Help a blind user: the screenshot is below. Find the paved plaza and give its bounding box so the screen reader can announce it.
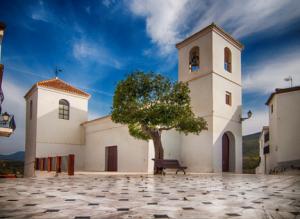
[0,173,299,219]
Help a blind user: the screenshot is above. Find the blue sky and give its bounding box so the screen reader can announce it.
[0,0,300,154]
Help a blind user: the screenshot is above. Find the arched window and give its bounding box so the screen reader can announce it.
[189,46,200,72]
[224,47,232,73]
[59,99,69,120]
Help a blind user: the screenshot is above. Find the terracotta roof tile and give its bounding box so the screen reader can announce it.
[25,78,90,98]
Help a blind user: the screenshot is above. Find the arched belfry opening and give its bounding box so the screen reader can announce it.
[224,47,232,73]
[189,46,200,72]
[222,131,235,172]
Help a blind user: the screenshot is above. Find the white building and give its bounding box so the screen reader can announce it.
[24,23,244,177]
[256,86,300,174]
[256,126,269,174]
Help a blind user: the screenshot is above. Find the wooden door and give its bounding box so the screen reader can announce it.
[222,134,229,172]
[105,146,118,171]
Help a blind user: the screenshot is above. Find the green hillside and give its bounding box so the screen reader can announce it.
[242,132,260,173]
[0,151,25,177]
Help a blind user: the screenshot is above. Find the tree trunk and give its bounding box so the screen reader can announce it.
[151,131,164,174]
[151,131,164,159]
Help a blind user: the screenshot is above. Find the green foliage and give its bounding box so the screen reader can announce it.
[111,71,207,140]
[243,156,260,170]
[242,132,260,173]
[0,160,24,175]
[128,123,150,140]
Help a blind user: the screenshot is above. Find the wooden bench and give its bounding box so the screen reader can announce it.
[152,159,187,175]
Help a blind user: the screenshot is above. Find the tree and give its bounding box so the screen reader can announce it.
[111,71,207,163]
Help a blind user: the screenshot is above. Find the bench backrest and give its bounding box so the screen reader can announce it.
[153,159,180,168]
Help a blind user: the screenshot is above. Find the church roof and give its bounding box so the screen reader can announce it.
[24,78,90,98]
[176,23,244,50]
[81,115,111,126]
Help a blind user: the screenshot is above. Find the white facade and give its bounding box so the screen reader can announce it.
[264,88,300,173]
[176,25,243,173]
[83,116,149,172]
[24,23,244,176]
[24,83,89,177]
[256,127,269,174]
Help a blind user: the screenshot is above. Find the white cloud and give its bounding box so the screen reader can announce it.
[192,0,300,38]
[85,6,91,14]
[0,79,26,154]
[73,41,98,60]
[243,48,300,94]
[242,108,268,136]
[102,0,116,8]
[128,0,300,55]
[88,110,106,120]
[30,0,52,23]
[129,0,188,55]
[73,40,122,69]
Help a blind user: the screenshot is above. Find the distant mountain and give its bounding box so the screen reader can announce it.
[243,132,260,157]
[242,132,260,172]
[0,151,25,161]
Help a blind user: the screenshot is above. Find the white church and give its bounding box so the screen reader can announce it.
[24,23,244,177]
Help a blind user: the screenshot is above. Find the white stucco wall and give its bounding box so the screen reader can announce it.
[25,86,89,176]
[178,31,212,83]
[83,117,149,172]
[268,98,278,171]
[24,25,245,175]
[256,133,265,174]
[24,90,38,177]
[212,31,242,85]
[212,73,242,173]
[161,129,181,160]
[256,129,270,174]
[180,120,213,172]
[176,26,243,173]
[36,87,88,145]
[212,118,242,173]
[36,143,84,170]
[276,91,300,164]
[269,90,300,167]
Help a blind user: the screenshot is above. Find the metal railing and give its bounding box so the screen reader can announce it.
[0,114,16,130]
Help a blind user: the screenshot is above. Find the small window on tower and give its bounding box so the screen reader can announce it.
[224,47,232,73]
[271,104,273,114]
[225,91,232,106]
[59,99,70,120]
[189,46,200,72]
[30,100,33,120]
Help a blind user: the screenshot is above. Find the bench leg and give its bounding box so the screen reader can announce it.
[176,169,186,175]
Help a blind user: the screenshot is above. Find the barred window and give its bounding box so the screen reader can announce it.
[59,99,69,120]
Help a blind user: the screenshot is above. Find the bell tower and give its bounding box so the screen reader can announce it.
[176,23,243,173]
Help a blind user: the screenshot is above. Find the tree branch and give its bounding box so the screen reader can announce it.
[159,126,175,131]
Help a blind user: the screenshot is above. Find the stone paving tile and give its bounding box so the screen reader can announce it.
[0,174,299,218]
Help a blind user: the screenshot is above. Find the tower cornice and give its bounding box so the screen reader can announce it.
[176,23,244,51]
